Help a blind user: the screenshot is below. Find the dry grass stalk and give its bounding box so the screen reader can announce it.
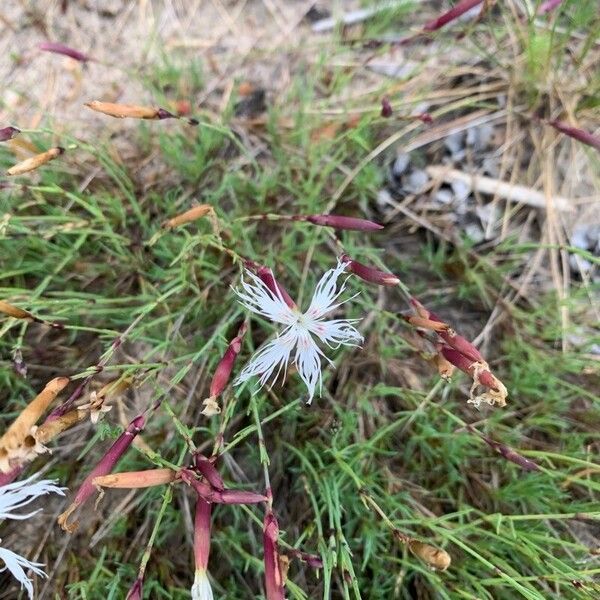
[426,165,574,212]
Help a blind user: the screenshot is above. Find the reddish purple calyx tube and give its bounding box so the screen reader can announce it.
[38,42,90,62]
[423,0,483,32]
[305,214,383,232]
[0,127,20,142]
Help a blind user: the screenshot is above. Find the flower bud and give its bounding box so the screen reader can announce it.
[263,512,285,600]
[0,127,20,142]
[39,42,90,62]
[208,322,247,399]
[125,577,144,600]
[548,119,600,152]
[194,455,224,491]
[305,214,383,232]
[181,469,267,504]
[341,255,400,286]
[381,97,393,118]
[422,0,482,32]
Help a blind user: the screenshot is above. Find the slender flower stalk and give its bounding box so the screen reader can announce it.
[0,127,20,142]
[6,147,64,176]
[191,498,213,600]
[38,42,90,62]
[234,259,363,403]
[263,511,285,600]
[58,415,145,532]
[341,254,400,286]
[423,0,482,31]
[0,475,65,598]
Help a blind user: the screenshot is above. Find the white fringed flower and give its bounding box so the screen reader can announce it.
[0,475,66,598]
[191,569,214,600]
[234,260,363,402]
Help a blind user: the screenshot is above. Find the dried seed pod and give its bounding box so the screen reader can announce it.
[92,468,177,489]
[162,204,213,229]
[0,377,69,457]
[408,540,451,571]
[85,101,160,119]
[34,409,86,444]
[0,300,34,320]
[7,147,64,176]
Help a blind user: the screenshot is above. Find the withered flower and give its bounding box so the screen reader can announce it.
[408,540,451,571]
[58,415,145,532]
[0,377,70,473]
